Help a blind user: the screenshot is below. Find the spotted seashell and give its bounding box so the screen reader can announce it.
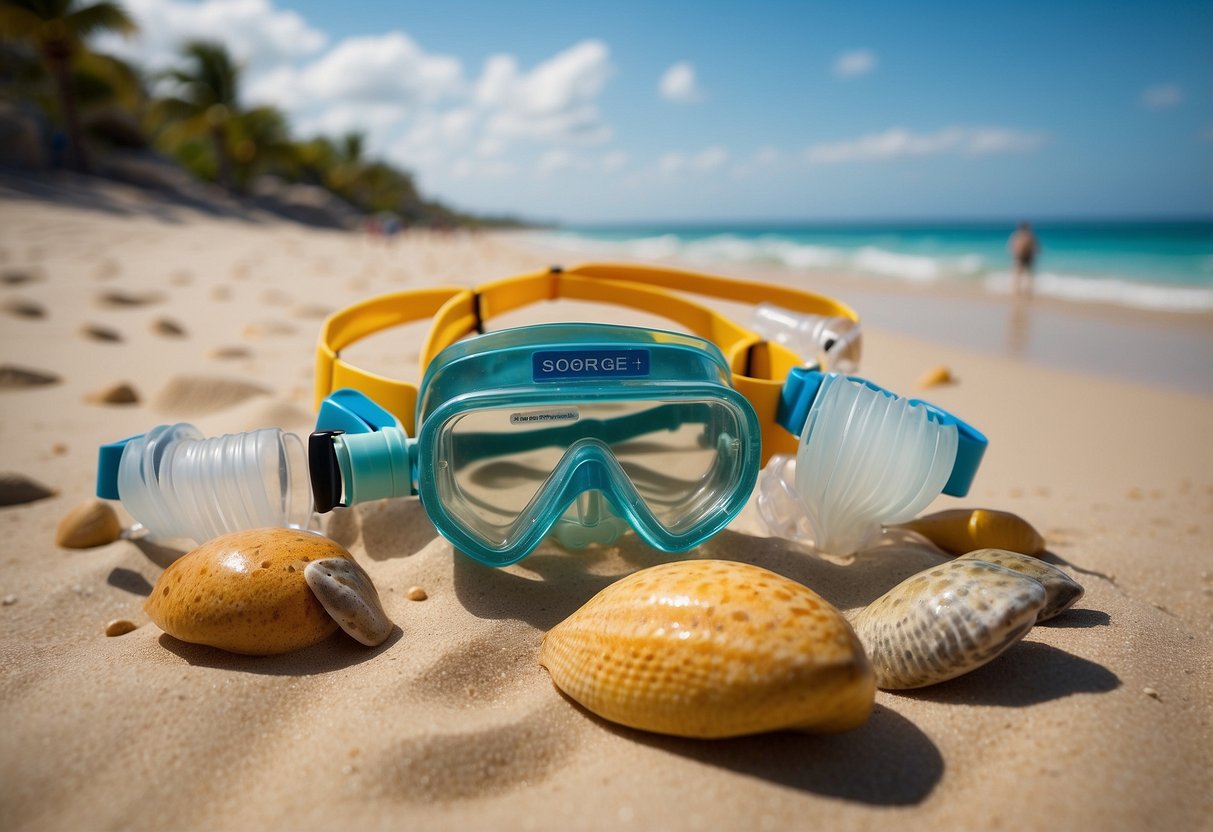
[304,557,393,646]
[144,528,388,655]
[849,559,1047,690]
[957,549,1083,622]
[540,559,875,739]
[896,508,1045,556]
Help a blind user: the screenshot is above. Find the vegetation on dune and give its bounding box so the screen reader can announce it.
[0,3,525,228]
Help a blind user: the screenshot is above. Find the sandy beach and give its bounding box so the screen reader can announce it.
[1,173,1210,832]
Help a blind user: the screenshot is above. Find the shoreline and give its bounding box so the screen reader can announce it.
[506,231,1213,397]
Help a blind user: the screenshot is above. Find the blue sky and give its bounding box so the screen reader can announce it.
[101,0,1212,222]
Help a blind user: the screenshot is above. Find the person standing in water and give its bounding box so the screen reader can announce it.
[1008,222,1039,295]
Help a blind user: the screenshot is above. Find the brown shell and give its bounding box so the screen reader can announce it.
[144,528,347,655]
[540,559,875,739]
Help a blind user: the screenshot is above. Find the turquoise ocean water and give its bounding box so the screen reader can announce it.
[535,222,1213,313]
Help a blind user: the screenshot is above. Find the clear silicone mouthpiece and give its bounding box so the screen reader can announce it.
[115,424,314,544]
[757,374,958,555]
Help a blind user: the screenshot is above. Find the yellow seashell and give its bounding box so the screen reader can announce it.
[144,528,349,655]
[540,559,875,739]
[895,508,1045,556]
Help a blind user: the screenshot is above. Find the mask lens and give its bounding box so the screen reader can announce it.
[437,399,745,548]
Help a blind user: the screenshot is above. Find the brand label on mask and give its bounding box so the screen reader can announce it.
[533,349,650,382]
[510,407,580,425]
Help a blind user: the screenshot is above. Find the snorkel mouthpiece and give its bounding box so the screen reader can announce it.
[96,424,314,544]
[761,368,987,556]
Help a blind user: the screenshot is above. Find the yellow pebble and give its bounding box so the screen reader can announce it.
[56,499,122,549]
[917,365,953,389]
[144,528,348,655]
[540,559,874,739]
[105,619,137,637]
[406,586,428,601]
[895,508,1045,556]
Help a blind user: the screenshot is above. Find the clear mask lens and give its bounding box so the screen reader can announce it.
[436,399,746,550]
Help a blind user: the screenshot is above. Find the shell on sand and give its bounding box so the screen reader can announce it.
[895,508,1046,556]
[303,557,393,646]
[849,559,1047,690]
[55,499,122,549]
[540,559,875,739]
[145,528,350,655]
[956,549,1083,622]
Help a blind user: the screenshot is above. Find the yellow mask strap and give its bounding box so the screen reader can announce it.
[315,263,858,461]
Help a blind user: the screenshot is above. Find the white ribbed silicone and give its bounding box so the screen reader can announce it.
[116,424,314,544]
[750,303,862,373]
[757,374,958,555]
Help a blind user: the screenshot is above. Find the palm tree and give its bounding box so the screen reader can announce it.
[0,0,136,172]
[153,40,241,189]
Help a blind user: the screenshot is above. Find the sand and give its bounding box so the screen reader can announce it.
[1,172,1210,832]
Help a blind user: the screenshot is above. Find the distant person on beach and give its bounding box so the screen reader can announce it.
[1008,222,1039,295]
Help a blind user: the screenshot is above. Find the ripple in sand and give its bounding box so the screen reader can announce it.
[243,320,296,338]
[258,289,293,306]
[97,289,165,308]
[291,303,334,320]
[210,345,251,360]
[0,364,61,390]
[81,323,123,343]
[0,472,57,506]
[153,374,271,416]
[2,298,46,319]
[370,706,579,802]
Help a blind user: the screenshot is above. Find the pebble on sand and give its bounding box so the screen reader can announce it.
[56,499,122,549]
[105,619,138,637]
[917,365,954,389]
[2,595,17,606]
[85,382,140,405]
[97,289,164,307]
[406,586,428,601]
[0,472,57,506]
[151,318,187,337]
[2,298,46,319]
[0,364,61,390]
[80,323,123,343]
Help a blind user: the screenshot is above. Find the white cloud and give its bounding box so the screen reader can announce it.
[659,146,730,176]
[805,126,1046,164]
[95,0,327,72]
[481,40,615,144]
[248,32,463,111]
[1140,84,1182,110]
[601,150,629,172]
[833,49,877,79]
[659,61,703,102]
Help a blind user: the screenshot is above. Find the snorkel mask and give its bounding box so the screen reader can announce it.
[312,324,760,565]
[95,263,986,560]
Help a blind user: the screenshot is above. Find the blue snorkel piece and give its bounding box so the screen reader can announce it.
[775,366,987,497]
[311,389,417,512]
